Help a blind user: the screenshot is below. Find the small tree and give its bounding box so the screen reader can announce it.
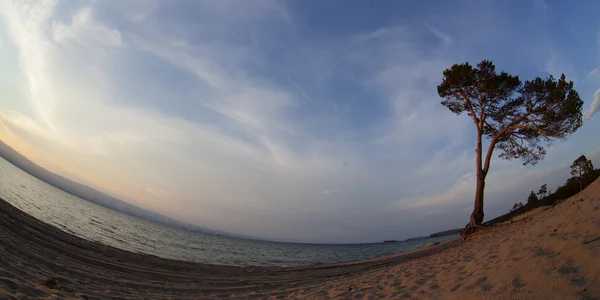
[570,155,594,191]
[527,191,538,205]
[510,202,525,213]
[438,60,583,235]
[537,184,548,198]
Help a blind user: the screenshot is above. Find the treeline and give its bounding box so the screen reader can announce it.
[485,154,599,225]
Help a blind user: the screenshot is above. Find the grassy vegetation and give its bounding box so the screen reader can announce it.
[485,155,599,226]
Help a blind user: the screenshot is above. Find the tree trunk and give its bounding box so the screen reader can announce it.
[461,172,486,239]
[461,133,486,239]
[471,174,485,225]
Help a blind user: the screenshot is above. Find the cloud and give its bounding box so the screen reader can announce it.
[0,0,598,243]
[427,25,453,47]
[544,52,576,81]
[585,89,600,119]
[533,0,550,20]
[353,27,410,43]
[321,189,339,195]
[392,161,577,222]
[145,188,168,199]
[52,7,122,47]
[0,1,364,240]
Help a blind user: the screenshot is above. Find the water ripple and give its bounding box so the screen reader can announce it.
[0,157,457,266]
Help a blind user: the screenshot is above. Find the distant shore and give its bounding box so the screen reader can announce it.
[1,179,599,299]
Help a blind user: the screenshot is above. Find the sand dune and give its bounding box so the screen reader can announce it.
[1,179,599,299]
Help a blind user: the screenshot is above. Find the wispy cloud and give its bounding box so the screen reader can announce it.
[533,0,550,20]
[585,89,600,119]
[322,189,340,195]
[544,52,577,81]
[145,188,168,199]
[427,25,454,47]
[52,7,123,47]
[0,0,598,243]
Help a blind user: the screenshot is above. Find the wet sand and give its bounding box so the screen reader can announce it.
[1,179,599,299]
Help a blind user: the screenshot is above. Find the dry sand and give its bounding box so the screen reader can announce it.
[1,179,599,299]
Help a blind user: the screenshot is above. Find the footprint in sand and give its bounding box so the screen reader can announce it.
[390,280,403,288]
[571,279,588,287]
[533,248,556,257]
[462,255,474,261]
[557,265,580,275]
[388,291,401,298]
[415,279,427,286]
[512,276,526,290]
[450,283,462,292]
[476,276,488,284]
[482,284,493,292]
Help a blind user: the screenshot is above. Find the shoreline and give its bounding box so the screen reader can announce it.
[0,196,460,269]
[1,179,599,299]
[0,196,459,299]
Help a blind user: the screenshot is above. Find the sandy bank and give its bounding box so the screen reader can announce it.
[1,179,599,299]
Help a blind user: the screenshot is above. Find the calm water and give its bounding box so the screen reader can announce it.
[0,157,458,266]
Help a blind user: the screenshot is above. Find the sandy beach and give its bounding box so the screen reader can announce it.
[1,179,599,299]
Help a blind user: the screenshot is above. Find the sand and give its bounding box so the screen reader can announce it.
[1,179,599,299]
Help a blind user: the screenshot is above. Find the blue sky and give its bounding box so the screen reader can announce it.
[0,0,599,243]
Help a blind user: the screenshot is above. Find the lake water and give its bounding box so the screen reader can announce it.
[0,157,458,266]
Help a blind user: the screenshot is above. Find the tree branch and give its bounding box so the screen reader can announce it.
[479,96,485,131]
[505,134,539,160]
[521,118,543,123]
[482,111,534,174]
[508,125,552,136]
[459,91,481,132]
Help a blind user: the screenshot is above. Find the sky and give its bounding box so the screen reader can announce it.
[0,0,599,244]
